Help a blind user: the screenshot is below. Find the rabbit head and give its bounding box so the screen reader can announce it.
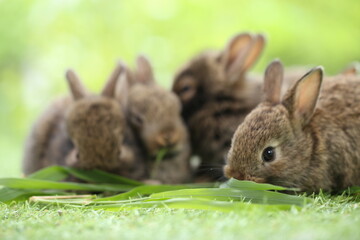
[65,64,128,170]
[224,60,324,189]
[172,32,266,119]
[125,56,188,160]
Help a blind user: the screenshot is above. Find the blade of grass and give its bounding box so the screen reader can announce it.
[95,183,215,201]
[90,198,297,212]
[0,178,134,192]
[346,186,360,195]
[29,195,95,205]
[0,187,68,203]
[150,188,309,206]
[28,166,69,181]
[221,178,300,191]
[30,195,150,206]
[61,167,143,186]
[150,148,168,179]
[30,196,297,212]
[28,166,143,186]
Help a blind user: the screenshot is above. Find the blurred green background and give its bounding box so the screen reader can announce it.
[0,0,359,177]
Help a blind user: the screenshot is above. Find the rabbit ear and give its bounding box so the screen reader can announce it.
[65,69,88,100]
[114,70,129,109]
[340,64,357,76]
[135,55,155,85]
[101,62,124,98]
[222,32,252,72]
[282,67,324,127]
[223,33,266,84]
[240,34,266,73]
[263,59,284,104]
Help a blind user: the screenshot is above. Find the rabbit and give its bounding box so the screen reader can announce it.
[123,55,192,184]
[23,64,146,180]
[224,60,360,193]
[172,32,267,181]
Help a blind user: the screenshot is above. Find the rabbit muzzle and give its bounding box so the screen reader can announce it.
[223,165,265,183]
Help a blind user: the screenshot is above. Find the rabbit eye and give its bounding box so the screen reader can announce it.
[180,85,191,94]
[131,114,143,126]
[262,147,275,162]
[173,74,197,102]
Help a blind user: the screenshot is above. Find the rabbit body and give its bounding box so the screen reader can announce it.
[224,61,360,192]
[172,33,266,180]
[125,56,192,184]
[23,96,74,174]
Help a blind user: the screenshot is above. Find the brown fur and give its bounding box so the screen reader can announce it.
[123,56,192,184]
[23,97,73,174]
[224,60,360,193]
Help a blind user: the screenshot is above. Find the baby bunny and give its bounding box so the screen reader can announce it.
[23,64,146,179]
[224,60,360,193]
[124,55,192,184]
[172,32,266,181]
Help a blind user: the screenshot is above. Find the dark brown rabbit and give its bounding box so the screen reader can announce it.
[124,56,192,184]
[172,32,266,181]
[23,64,146,180]
[224,60,360,193]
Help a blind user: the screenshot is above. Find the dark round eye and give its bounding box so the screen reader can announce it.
[180,85,191,94]
[131,114,143,126]
[262,147,275,162]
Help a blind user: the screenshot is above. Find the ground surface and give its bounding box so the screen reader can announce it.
[1,194,359,240]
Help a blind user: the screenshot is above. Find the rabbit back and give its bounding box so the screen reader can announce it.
[22,96,74,175]
[315,76,360,189]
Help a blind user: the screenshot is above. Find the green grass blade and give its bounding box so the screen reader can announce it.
[0,178,134,192]
[29,195,96,205]
[221,178,300,191]
[61,167,143,186]
[28,166,143,186]
[150,188,309,206]
[28,166,69,181]
[151,148,168,179]
[31,195,149,206]
[346,186,360,195]
[90,198,296,212]
[95,183,215,201]
[0,187,68,203]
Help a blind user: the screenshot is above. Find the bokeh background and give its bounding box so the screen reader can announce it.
[1,0,359,177]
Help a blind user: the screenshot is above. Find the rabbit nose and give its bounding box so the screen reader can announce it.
[233,172,246,180]
[223,165,245,180]
[246,176,266,183]
[156,132,177,148]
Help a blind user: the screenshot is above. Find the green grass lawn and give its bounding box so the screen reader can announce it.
[1,194,359,240]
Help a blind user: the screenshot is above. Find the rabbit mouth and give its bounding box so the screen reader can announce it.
[150,149,180,161]
[162,150,180,159]
[223,166,265,183]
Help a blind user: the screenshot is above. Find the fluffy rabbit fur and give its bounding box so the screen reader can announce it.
[23,64,146,180]
[224,60,360,193]
[172,32,266,180]
[124,56,192,184]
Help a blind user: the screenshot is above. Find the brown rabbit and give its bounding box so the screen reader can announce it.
[124,55,192,184]
[224,60,360,193]
[172,32,266,181]
[23,64,146,180]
